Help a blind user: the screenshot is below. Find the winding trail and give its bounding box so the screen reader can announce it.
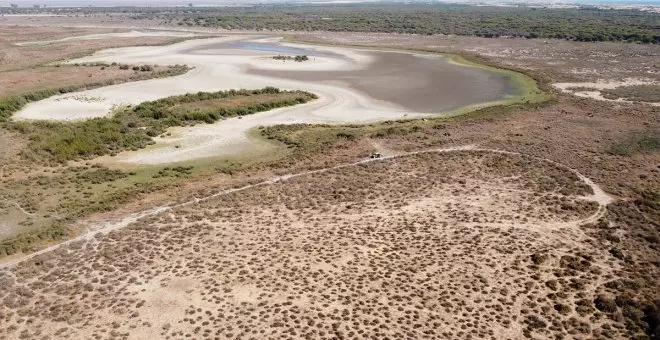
[1,199,36,217]
[0,146,613,270]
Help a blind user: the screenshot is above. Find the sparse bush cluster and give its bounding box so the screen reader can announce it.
[0,150,626,339]
[601,84,660,103]
[272,55,309,62]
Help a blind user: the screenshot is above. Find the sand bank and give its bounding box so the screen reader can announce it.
[14,34,518,164]
[13,29,198,46]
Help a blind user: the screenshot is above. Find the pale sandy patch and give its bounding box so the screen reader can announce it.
[13,34,513,164]
[12,35,424,163]
[13,29,198,46]
[553,78,659,105]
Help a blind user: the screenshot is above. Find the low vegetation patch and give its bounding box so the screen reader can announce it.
[601,85,660,103]
[11,87,316,163]
[0,64,190,122]
[0,222,70,257]
[0,87,316,256]
[608,129,660,156]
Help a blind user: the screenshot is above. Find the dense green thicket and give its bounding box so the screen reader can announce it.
[131,86,315,123]
[2,5,657,43]
[11,87,317,163]
[0,65,190,122]
[0,222,69,257]
[3,5,659,43]
[151,4,660,43]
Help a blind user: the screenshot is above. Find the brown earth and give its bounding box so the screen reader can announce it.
[0,65,172,98]
[0,26,181,71]
[0,25,200,98]
[0,150,618,340]
[0,24,657,340]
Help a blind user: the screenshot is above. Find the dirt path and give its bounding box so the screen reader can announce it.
[0,145,614,270]
[1,199,35,217]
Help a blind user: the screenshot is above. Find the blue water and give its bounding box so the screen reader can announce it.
[236,43,325,57]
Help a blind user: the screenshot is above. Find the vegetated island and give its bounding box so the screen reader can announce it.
[272,55,310,62]
[0,64,191,122]
[13,87,318,164]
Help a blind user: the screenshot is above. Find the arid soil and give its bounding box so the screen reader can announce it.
[0,26,203,98]
[0,150,623,340]
[0,23,657,340]
[0,26,194,72]
[0,65,179,98]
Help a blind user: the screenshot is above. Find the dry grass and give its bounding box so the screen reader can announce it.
[0,150,621,339]
[0,64,174,98]
[0,26,657,339]
[0,26,184,72]
[0,25,204,101]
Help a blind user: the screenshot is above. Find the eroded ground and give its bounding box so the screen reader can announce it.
[0,150,631,339]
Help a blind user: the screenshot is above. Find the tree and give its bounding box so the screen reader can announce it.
[10,3,18,8]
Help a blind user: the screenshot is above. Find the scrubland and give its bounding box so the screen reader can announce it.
[0,150,631,339]
[0,15,657,340]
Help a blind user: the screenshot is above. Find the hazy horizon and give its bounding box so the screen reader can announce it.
[1,0,660,6]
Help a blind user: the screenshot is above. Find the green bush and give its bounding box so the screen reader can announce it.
[0,222,69,257]
[595,295,618,313]
[12,87,317,163]
[0,65,190,123]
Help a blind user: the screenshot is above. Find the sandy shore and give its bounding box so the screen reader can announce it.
[13,29,198,46]
[14,34,515,164]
